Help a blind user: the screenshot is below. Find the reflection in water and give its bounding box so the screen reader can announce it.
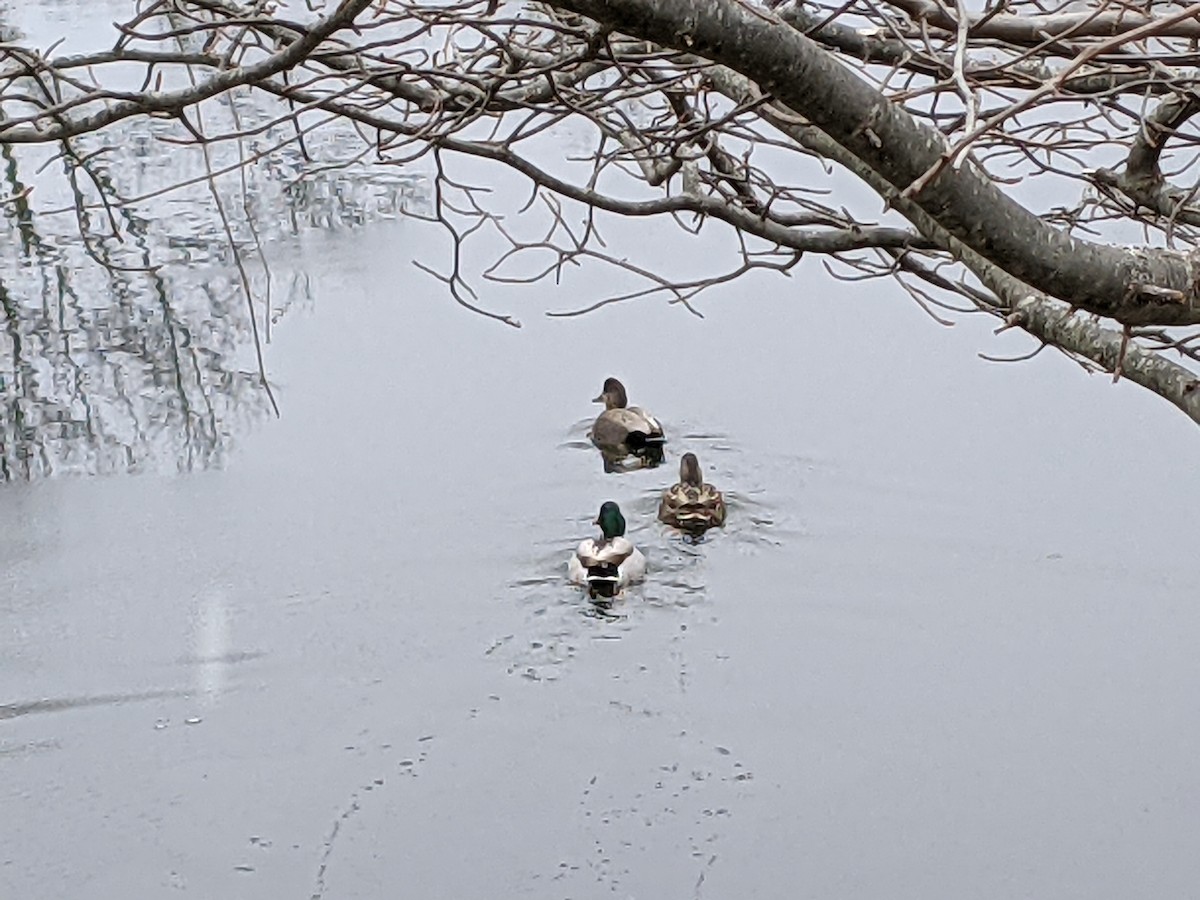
[0,688,187,721]
[0,85,426,481]
[193,589,232,705]
[598,446,664,474]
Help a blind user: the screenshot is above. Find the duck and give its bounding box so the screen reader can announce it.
[567,501,647,601]
[589,377,666,467]
[658,452,726,534]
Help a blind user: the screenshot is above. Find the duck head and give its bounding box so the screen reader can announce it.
[679,452,703,487]
[593,377,628,410]
[595,501,627,539]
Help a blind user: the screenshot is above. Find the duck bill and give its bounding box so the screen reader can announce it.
[592,393,605,403]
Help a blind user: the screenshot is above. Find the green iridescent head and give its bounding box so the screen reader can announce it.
[595,501,626,540]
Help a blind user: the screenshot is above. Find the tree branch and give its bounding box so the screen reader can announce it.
[551,0,1200,325]
[0,0,374,144]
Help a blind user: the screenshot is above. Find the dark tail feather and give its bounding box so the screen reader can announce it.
[586,562,620,599]
[626,431,666,464]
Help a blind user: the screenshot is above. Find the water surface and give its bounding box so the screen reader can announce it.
[3,3,1200,899]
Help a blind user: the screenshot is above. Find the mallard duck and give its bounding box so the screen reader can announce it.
[658,452,726,533]
[589,377,666,467]
[567,501,647,600]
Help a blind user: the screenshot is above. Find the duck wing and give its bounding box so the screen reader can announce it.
[618,547,647,586]
[590,410,634,451]
[658,483,690,523]
[658,484,726,529]
[575,537,638,599]
[625,406,664,440]
[575,536,635,568]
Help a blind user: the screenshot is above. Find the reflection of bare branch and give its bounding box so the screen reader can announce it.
[169,21,281,416]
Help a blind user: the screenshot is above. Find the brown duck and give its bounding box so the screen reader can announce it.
[589,377,665,466]
[658,452,726,533]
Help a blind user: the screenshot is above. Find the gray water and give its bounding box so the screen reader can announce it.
[4,4,1200,899]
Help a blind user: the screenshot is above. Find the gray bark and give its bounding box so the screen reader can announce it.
[550,0,1200,326]
[706,66,1200,425]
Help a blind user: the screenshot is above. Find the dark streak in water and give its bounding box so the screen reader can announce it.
[0,688,187,721]
[175,650,266,666]
[0,738,62,758]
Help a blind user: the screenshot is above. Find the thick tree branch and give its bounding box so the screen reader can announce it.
[9,0,1200,434]
[254,76,930,255]
[880,0,1200,43]
[706,64,1200,425]
[771,0,1183,98]
[1093,90,1200,229]
[551,0,1200,326]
